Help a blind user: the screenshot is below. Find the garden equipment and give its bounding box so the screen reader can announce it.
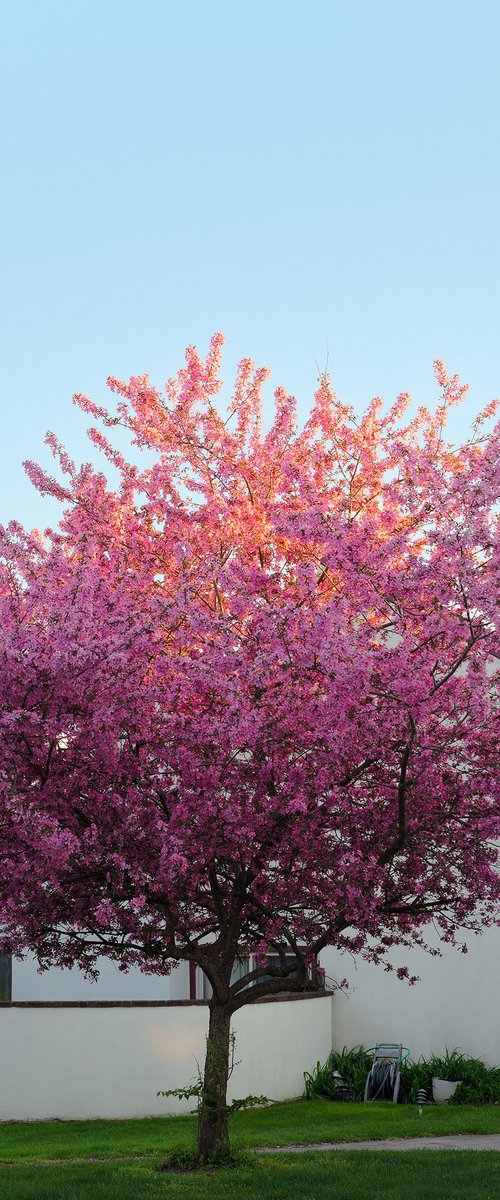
[363,1044,409,1103]
[330,1071,354,1101]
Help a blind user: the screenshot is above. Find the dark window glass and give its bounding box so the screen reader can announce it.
[0,954,12,1001]
[255,953,300,989]
[200,950,319,1000]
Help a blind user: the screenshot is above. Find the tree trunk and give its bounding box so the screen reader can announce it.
[197,1001,232,1162]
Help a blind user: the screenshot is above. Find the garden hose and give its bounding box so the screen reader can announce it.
[365,1062,400,1101]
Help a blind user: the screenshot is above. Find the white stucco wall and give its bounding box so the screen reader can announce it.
[322,924,500,1065]
[11,953,188,1002]
[0,993,332,1121]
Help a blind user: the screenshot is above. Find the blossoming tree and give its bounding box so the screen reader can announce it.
[0,336,499,1159]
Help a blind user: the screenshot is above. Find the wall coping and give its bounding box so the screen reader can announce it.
[0,990,333,1009]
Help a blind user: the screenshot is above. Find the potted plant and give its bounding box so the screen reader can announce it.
[432,1077,460,1104]
[428,1051,463,1104]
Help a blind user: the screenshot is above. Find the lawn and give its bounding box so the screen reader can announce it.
[1,1099,500,1163]
[2,1103,500,1199]
[1,1153,500,1200]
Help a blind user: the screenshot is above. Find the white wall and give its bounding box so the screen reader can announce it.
[0,993,332,1121]
[322,924,500,1065]
[12,953,189,1002]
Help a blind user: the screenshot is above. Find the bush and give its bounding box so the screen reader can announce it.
[402,1050,500,1105]
[304,1045,373,1100]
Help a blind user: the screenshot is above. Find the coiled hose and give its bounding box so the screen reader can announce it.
[365,1062,398,1101]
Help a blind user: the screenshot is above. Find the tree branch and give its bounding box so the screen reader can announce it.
[379,715,416,865]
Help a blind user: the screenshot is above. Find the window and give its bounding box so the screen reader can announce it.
[0,954,12,1002]
[256,952,304,987]
[200,955,248,1000]
[195,951,320,1000]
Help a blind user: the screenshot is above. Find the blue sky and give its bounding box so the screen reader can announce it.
[2,0,499,530]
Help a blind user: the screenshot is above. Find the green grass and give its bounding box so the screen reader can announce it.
[2,1104,500,1200]
[1,1100,500,1164]
[1,1152,500,1200]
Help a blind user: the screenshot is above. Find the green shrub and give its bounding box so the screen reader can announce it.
[402,1050,500,1105]
[304,1045,373,1100]
[305,1046,500,1106]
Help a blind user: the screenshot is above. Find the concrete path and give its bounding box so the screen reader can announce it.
[257,1134,500,1152]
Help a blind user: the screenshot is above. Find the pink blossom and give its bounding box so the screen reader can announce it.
[1,335,499,1154]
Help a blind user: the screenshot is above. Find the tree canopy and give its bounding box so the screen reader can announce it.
[1,335,498,1156]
